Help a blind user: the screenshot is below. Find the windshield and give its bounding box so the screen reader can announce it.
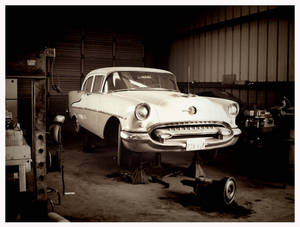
[103,71,179,92]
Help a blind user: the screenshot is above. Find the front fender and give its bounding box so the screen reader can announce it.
[119,104,160,133]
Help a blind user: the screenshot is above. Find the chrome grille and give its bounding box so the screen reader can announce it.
[155,125,222,136]
[150,121,232,142]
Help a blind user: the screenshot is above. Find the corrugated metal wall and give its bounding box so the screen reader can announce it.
[54,28,82,92]
[84,28,113,75]
[115,33,144,67]
[48,28,81,115]
[169,6,294,82]
[168,6,294,108]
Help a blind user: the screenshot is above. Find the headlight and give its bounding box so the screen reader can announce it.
[228,103,239,116]
[135,103,150,121]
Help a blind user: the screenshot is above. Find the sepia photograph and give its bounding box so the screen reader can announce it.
[3,1,296,223]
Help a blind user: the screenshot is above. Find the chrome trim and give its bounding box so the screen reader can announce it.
[71,106,126,120]
[153,125,231,138]
[120,131,151,141]
[148,121,231,132]
[149,121,234,144]
[135,103,151,121]
[121,125,241,153]
[182,106,197,115]
[232,128,242,136]
[71,99,82,106]
[228,102,239,116]
[121,130,240,153]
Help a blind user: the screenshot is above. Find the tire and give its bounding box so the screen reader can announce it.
[193,176,237,206]
[220,176,237,205]
[52,124,62,144]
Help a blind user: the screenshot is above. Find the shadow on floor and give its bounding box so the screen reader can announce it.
[160,191,253,219]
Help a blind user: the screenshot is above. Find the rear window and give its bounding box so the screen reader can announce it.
[83,77,93,92]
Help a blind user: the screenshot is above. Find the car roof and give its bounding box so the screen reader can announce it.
[86,67,173,76]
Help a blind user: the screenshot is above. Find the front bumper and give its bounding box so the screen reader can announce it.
[120,128,241,153]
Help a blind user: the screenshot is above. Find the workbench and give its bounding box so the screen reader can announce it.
[6,129,31,192]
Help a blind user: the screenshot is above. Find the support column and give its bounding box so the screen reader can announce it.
[80,26,86,85]
[32,79,47,202]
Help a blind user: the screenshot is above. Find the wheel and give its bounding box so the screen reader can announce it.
[221,176,237,205]
[81,128,96,152]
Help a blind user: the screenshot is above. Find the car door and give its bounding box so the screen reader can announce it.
[76,75,94,130]
[83,75,109,137]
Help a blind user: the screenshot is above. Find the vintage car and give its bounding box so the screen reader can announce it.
[68,67,241,165]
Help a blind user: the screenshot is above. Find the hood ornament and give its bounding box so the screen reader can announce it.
[183,106,197,115]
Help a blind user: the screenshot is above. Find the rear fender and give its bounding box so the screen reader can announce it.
[68,90,85,117]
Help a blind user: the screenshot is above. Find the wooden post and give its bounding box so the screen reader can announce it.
[32,79,47,202]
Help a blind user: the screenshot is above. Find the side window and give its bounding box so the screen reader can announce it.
[92,75,104,93]
[83,77,93,92]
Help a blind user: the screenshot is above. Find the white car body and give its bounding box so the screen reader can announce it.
[68,67,241,153]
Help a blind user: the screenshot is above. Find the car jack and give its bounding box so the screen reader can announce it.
[181,151,237,206]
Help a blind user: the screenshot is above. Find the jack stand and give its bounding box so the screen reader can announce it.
[181,151,237,206]
[185,151,206,178]
[131,162,149,184]
[162,151,205,179]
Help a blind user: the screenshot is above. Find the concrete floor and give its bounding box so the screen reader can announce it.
[45,126,294,222]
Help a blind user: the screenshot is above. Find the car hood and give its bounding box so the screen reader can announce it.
[112,90,235,125]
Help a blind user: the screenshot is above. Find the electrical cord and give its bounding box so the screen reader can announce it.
[49,53,63,93]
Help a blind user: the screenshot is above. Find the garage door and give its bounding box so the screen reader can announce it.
[49,28,144,115]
